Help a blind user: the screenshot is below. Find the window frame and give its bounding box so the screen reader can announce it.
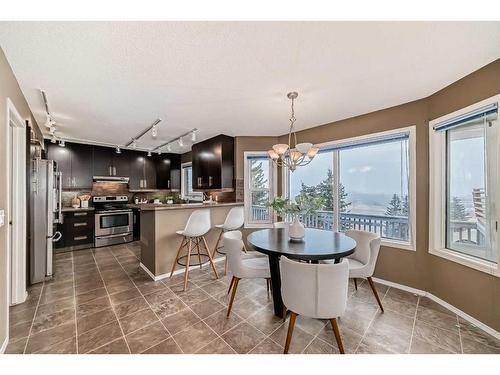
[244,151,277,228]
[429,95,500,277]
[283,126,417,251]
[180,162,203,201]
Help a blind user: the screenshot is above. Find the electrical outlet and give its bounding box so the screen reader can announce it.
[0,209,4,227]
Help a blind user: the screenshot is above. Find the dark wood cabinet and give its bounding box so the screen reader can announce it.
[128,151,145,190]
[92,146,114,176]
[55,211,95,251]
[155,153,181,190]
[46,141,92,189]
[144,156,156,189]
[192,134,234,191]
[69,143,93,189]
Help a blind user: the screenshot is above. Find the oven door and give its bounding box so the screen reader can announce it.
[95,210,133,236]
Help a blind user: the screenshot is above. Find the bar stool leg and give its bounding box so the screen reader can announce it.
[194,237,203,269]
[202,236,219,279]
[170,238,186,277]
[212,230,223,258]
[183,239,193,291]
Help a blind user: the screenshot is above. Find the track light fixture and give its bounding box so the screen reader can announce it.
[51,135,57,143]
[191,130,197,142]
[151,124,158,138]
[116,146,121,154]
[157,150,161,155]
[166,144,171,152]
[178,137,184,147]
[147,151,152,157]
[59,140,65,147]
[131,139,137,149]
[49,126,56,134]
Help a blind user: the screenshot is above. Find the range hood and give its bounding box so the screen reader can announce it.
[93,176,129,183]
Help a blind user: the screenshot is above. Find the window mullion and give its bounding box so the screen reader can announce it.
[332,150,340,232]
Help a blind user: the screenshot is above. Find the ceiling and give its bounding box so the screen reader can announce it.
[0,21,499,153]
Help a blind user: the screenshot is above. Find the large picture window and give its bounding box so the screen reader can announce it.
[285,127,415,249]
[430,98,499,275]
[244,152,276,227]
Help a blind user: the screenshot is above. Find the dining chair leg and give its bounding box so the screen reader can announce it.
[330,318,345,354]
[354,278,358,290]
[227,277,240,317]
[242,242,248,253]
[367,277,384,312]
[212,230,223,258]
[170,238,186,277]
[266,278,271,297]
[202,236,220,279]
[224,256,228,275]
[282,306,287,322]
[183,239,193,291]
[227,276,236,295]
[283,312,297,354]
[194,237,203,269]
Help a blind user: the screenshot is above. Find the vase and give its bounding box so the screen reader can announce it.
[289,217,305,241]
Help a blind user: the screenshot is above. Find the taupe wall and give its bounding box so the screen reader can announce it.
[273,59,500,330]
[0,48,41,350]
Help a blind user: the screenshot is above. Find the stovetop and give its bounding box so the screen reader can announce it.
[93,195,131,213]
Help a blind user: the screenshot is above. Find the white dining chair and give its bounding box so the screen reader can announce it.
[280,256,348,354]
[224,230,271,317]
[212,206,246,274]
[344,229,384,312]
[170,209,219,291]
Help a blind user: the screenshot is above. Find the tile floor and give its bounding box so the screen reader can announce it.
[5,242,500,354]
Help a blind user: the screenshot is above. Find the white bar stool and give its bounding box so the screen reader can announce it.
[170,209,219,291]
[212,206,245,274]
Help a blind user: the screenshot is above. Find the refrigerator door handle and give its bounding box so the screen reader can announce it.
[55,171,63,224]
[50,231,62,242]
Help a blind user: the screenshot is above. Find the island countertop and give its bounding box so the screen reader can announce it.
[126,201,243,211]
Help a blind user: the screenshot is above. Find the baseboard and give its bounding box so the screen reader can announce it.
[373,277,500,341]
[140,257,225,282]
[0,334,8,354]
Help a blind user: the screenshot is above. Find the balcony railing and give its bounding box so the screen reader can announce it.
[250,206,482,244]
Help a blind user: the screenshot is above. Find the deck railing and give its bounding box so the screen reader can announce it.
[251,206,481,244]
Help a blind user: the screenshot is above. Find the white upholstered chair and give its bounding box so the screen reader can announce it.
[212,206,246,274]
[224,230,271,317]
[280,256,348,354]
[170,209,219,291]
[344,229,384,312]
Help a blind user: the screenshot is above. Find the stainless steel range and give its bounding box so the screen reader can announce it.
[93,195,133,247]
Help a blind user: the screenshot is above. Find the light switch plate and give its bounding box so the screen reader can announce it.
[0,209,4,227]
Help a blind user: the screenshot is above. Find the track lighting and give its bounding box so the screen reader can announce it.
[51,135,57,143]
[49,126,56,134]
[59,140,65,147]
[157,150,161,155]
[147,151,152,157]
[116,146,121,154]
[178,137,184,147]
[151,124,158,138]
[166,144,171,152]
[191,131,197,142]
[132,139,137,149]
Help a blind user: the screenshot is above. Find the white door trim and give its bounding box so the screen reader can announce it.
[6,98,27,310]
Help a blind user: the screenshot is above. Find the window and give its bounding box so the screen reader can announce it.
[430,98,499,275]
[181,163,203,201]
[285,127,416,250]
[244,152,276,227]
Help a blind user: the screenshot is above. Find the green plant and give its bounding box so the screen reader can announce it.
[268,195,324,219]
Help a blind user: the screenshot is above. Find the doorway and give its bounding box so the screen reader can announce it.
[6,98,27,306]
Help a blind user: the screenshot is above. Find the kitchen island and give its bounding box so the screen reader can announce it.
[127,202,244,280]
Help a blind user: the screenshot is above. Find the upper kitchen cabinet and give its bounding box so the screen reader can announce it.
[46,141,93,189]
[92,146,114,176]
[192,134,234,191]
[69,143,93,189]
[155,153,181,190]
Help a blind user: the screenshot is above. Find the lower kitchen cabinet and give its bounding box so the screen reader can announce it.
[56,211,95,251]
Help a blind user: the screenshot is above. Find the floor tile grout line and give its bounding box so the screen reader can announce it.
[457,314,464,354]
[22,279,45,354]
[407,294,420,354]
[353,283,390,354]
[71,252,79,353]
[91,250,132,354]
[108,248,186,354]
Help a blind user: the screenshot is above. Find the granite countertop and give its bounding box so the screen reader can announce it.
[126,201,243,211]
[61,207,95,212]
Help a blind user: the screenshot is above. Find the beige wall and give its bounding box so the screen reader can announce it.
[272,59,500,330]
[0,48,41,350]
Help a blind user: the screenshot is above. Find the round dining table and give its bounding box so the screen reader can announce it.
[247,228,357,318]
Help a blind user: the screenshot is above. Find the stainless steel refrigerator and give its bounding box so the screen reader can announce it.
[30,159,63,284]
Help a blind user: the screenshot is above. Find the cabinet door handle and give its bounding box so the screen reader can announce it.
[74,235,88,241]
[209,176,212,187]
[113,167,117,176]
[108,166,112,176]
[73,212,88,216]
[167,180,170,189]
[73,222,87,227]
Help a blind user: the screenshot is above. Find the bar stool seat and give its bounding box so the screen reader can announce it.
[170,209,219,291]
